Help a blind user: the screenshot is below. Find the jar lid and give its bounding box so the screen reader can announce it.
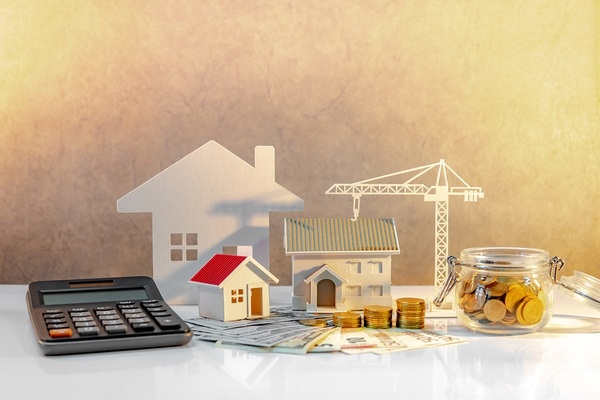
[559,271,600,312]
[459,247,550,270]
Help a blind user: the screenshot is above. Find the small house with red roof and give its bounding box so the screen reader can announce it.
[189,252,279,321]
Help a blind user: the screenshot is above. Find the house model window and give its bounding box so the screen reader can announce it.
[349,261,361,274]
[170,233,199,262]
[371,261,383,273]
[372,285,383,296]
[231,289,244,304]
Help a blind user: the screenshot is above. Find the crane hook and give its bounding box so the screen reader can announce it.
[352,194,361,221]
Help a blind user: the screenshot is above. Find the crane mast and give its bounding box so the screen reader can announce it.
[326,159,484,290]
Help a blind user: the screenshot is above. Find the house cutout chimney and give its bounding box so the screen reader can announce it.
[222,245,254,258]
[254,146,275,181]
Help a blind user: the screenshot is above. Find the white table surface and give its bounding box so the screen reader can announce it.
[2,284,600,400]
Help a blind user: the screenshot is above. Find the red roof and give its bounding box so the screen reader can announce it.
[189,254,247,286]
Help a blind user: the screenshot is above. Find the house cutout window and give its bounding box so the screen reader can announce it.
[231,289,244,304]
[349,261,361,274]
[170,233,199,261]
[371,261,383,273]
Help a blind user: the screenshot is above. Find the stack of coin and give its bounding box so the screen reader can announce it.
[363,305,393,329]
[298,318,330,327]
[396,297,426,329]
[333,312,362,328]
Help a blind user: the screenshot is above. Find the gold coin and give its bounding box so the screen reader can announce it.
[396,297,426,329]
[364,305,393,328]
[505,286,528,313]
[499,312,517,326]
[364,306,393,316]
[299,318,329,327]
[333,312,362,328]
[483,299,507,322]
[460,292,486,313]
[519,296,544,325]
[486,281,509,298]
[396,297,426,308]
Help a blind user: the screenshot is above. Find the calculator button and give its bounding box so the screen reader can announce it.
[98,314,120,320]
[105,325,128,334]
[69,307,88,313]
[150,311,171,317]
[155,317,181,330]
[77,327,100,336]
[123,313,146,319]
[141,299,159,305]
[145,307,167,313]
[45,318,67,324]
[117,304,138,310]
[128,317,151,324]
[75,321,97,328]
[121,308,143,314]
[116,301,135,306]
[70,311,92,317]
[43,313,65,319]
[72,316,94,322]
[96,310,117,316]
[44,309,63,314]
[49,328,73,338]
[131,323,154,332]
[94,306,114,311]
[102,319,125,326]
[47,323,70,329]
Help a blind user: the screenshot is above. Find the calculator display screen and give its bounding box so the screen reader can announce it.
[41,288,149,306]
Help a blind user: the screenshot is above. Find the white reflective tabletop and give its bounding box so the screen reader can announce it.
[2,284,599,399]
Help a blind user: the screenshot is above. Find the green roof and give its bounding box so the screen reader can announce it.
[284,218,400,253]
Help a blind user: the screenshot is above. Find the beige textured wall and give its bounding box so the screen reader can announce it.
[1,1,599,287]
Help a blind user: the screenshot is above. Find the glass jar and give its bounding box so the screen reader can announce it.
[433,247,564,335]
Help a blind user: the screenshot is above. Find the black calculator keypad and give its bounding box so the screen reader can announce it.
[41,299,183,339]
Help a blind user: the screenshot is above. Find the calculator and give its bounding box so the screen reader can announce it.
[26,276,192,356]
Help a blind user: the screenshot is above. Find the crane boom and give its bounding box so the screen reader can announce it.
[325,159,484,290]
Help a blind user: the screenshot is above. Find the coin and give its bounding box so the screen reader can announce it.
[459,275,547,328]
[333,312,362,328]
[396,297,426,329]
[516,296,544,326]
[486,281,509,298]
[505,285,528,313]
[299,318,329,327]
[364,305,393,328]
[460,291,486,313]
[499,312,517,326]
[483,299,507,322]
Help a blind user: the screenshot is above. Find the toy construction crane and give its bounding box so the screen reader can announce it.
[325,159,484,290]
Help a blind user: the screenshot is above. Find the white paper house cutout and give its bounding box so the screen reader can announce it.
[189,253,279,322]
[284,218,400,312]
[117,140,303,304]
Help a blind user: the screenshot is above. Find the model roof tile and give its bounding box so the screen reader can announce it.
[189,254,247,285]
[284,217,400,253]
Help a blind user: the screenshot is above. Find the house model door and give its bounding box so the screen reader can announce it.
[248,284,264,318]
[317,279,336,307]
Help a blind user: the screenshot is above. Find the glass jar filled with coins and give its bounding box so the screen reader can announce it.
[434,247,564,335]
